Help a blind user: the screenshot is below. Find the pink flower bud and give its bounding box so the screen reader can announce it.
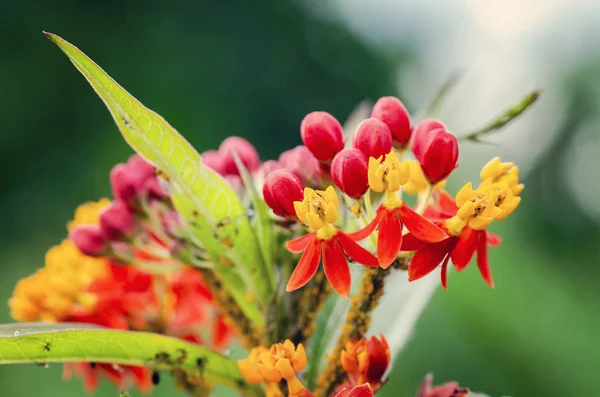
[219,137,260,175]
[279,145,321,186]
[201,150,226,175]
[371,96,412,146]
[99,201,135,241]
[352,118,393,161]
[331,149,368,198]
[410,119,445,159]
[300,111,344,162]
[127,155,155,190]
[110,164,136,203]
[259,160,282,178]
[70,226,108,257]
[144,177,168,199]
[411,120,458,184]
[262,169,304,218]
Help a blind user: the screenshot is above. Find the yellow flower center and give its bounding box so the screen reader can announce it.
[403,159,446,195]
[445,182,503,235]
[367,151,410,208]
[480,156,524,195]
[293,186,339,240]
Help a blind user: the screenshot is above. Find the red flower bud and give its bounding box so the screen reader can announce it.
[371,96,412,146]
[279,145,321,186]
[410,119,445,159]
[70,225,108,257]
[110,164,136,203]
[331,149,368,198]
[201,150,226,175]
[412,120,458,184]
[99,201,135,241]
[219,136,260,175]
[352,118,393,161]
[300,111,344,162]
[262,169,304,218]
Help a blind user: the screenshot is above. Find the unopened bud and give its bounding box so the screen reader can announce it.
[279,145,322,186]
[262,169,304,218]
[99,201,135,241]
[411,120,458,184]
[300,111,344,162]
[201,150,226,175]
[110,164,136,203]
[331,149,369,198]
[127,155,155,190]
[259,160,282,178]
[372,96,412,146]
[352,118,393,161]
[70,226,108,257]
[219,137,260,175]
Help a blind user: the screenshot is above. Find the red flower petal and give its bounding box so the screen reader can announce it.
[399,204,449,243]
[400,232,426,251]
[486,231,502,247]
[437,189,459,214]
[377,209,403,268]
[347,210,382,241]
[286,238,321,292]
[337,231,379,267]
[477,230,495,288]
[285,232,317,253]
[408,241,453,282]
[322,239,351,297]
[346,383,374,397]
[440,254,451,290]
[365,336,389,384]
[451,226,479,271]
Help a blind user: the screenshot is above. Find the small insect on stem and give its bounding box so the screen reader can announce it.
[42,341,52,352]
[175,348,188,365]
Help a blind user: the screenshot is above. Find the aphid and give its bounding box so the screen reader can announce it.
[175,349,187,365]
[151,371,160,386]
[42,341,52,352]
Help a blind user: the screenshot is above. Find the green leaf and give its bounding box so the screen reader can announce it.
[44,32,273,324]
[0,323,261,396]
[231,152,275,283]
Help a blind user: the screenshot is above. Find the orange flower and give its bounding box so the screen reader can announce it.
[340,334,390,391]
[286,186,378,297]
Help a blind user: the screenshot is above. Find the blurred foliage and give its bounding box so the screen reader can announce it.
[0,0,598,396]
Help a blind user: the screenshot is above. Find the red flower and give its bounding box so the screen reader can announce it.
[263,169,305,218]
[405,190,502,288]
[371,96,412,147]
[286,187,378,297]
[349,152,447,268]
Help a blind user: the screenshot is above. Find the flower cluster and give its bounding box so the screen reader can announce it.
[9,156,234,393]
[9,52,528,397]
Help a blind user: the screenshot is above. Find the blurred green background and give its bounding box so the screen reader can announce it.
[1,0,598,396]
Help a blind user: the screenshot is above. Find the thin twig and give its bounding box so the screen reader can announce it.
[461,90,541,142]
[424,70,464,118]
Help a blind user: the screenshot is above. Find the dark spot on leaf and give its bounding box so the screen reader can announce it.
[152,371,160,385]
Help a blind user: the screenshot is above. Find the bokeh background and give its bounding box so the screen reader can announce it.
[1,0,599,396]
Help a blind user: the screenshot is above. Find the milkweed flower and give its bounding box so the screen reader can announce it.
[352,118,393,161]
[301,111,344,162]
[371,96,412,147]
[331,148,369,199]
[335,383,374,397]
[286,186,378,297]
[263,169,305,219]
[348,152,448,268]
[340,334,390,391]
[237,340,310,397]
[411,120,458,184]
[406,158,523,288]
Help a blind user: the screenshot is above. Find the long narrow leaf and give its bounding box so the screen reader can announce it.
[0,323,261,396]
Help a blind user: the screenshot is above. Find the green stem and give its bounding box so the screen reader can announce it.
[461,90,540,142]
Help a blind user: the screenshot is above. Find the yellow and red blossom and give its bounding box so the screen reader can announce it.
[406,158,523,288]
[237,340,310,397]
[286,186,378,297]
[349,152,447,268]
[339,334,390,391]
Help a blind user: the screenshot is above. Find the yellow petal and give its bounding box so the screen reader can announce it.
[237,360,264,384]
[275,358,295,380]
[369,170,385,192]
[480,157,501,180]
[283,340,295,353]
[257,363,282,383]
[456,182,474,207]
[397,159,411,185]
[512,183,525,195]
[324,186,339,207]
[306,212,323,231]
[293,201,307,222]
[291,344,307,371]
[469,216,493,230]
[457,201,475,220]
[496,196,521,220]
[386,169,401,192]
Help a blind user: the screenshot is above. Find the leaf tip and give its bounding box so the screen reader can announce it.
[43,31,58,42]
